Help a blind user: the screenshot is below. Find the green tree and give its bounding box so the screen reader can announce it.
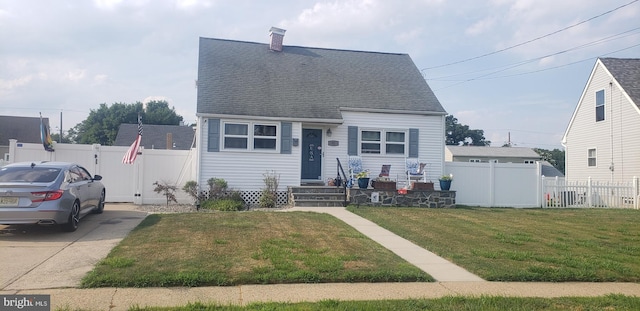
[72,101,183,145]
[534,148,565,174]
[445,115,490,146]
[50,132,74,144]
[144,100,184,125]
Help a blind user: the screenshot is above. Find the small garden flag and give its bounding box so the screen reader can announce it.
[122,114,143,164]
[40,113,54,152]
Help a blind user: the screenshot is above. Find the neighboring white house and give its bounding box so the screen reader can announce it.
[445,146,541,164]
[195,28,448,191]
[562,58,640,182]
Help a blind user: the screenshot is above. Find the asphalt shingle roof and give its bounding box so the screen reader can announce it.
[114,124,195,150]
[197,37,446,120]
[600,58,640,109]
[0,115,50,145]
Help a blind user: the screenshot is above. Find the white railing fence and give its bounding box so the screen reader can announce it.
[542,176,639,209]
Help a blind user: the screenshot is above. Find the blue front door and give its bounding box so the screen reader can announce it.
[301,129,322,180]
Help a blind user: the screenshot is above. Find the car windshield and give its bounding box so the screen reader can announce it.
[0,167,61,183]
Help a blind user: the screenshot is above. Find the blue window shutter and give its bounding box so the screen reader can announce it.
[208,118,220,152]
[409,128,419,157]
[348,126,358,156]
[281,122,292,154]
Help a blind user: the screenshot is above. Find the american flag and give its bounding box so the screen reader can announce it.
[122,114,142,164]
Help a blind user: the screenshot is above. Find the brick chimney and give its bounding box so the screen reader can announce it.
[269,27,286,52]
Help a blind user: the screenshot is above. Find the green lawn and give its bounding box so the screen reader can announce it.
[82,212,431,287]
[125,295,640,311]
[348,206,640,282]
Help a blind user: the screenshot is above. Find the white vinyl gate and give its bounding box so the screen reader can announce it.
[6,139,196,204]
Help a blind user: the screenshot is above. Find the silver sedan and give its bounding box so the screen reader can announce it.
[0,161,105,232]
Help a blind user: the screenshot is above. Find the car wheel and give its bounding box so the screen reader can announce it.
[62,201,80,232]
[93,190,105,214]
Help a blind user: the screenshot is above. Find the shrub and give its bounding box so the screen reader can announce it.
[259,170,280,208]
[259,189,277,208]
[207,177,228,199]
[153,180,177,206]
[200,198,244,211]
[182,181,199,204]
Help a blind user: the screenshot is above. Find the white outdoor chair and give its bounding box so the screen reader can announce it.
[406,158,427,187]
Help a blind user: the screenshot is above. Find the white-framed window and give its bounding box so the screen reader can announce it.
[524,160,536,164]
[222,121,278,152]
[595,90,605,122]
[360,129,406,155]
[588,148,596,167]
[469,159,481,163]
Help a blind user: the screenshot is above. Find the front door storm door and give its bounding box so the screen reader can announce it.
[301,129,322,180]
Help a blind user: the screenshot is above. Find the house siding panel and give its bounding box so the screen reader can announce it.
[198,118,302,191]
[197,112,446,190]
[565,61,640,182]
[324,111,445,183]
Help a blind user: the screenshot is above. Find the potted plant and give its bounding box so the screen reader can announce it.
[439,174,453,191]
[356,170,370,189]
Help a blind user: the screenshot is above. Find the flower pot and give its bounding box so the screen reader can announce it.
[439,179,452,191]
[357,178,370,189]
[372,181,396,190]
[412,182,434,191]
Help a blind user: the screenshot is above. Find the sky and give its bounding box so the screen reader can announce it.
[1,0,639,150]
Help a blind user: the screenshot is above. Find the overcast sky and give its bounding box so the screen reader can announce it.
[1,0,639,149]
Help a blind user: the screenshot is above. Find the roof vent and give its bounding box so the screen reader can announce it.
[269,27,286,52]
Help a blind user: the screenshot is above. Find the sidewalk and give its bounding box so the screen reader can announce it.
[4,282,640,310]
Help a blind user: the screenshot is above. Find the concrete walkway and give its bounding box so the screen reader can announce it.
[289,206,483,282]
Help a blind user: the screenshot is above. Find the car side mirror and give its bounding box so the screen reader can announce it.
[93,175,103,181]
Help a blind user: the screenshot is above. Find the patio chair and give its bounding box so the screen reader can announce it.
[406,158,427,186]
[379,164,391,178]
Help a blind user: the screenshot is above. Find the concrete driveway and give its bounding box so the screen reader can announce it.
[0,204,147,291]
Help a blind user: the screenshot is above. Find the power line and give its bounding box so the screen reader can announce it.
[422,0,639,71]
[432,42,640,90]
[428,27,640,81]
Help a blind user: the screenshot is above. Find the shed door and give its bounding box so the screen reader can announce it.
[301,129,322,180]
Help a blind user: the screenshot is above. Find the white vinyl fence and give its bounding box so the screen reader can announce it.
[443,161,542,208]
[542,176,640,209]
[8,139,639,209]
[6,139,196,204]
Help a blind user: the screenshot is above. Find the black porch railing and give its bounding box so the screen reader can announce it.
[336,157,348,206]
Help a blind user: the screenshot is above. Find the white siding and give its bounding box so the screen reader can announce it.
[198,112,446,191]
[198,118,302,191]
[565,62,640,182]
[325,111,445,184]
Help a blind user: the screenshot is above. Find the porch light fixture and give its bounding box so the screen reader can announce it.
[326,128,332,137]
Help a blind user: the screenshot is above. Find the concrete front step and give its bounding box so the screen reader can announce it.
[289,186,347,207]
[293,200,346,207]
[292,193,346,201]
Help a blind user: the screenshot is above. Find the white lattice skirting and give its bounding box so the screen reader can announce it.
[199,190,289,207]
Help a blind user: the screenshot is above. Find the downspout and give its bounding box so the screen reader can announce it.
[609,81,614,183]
